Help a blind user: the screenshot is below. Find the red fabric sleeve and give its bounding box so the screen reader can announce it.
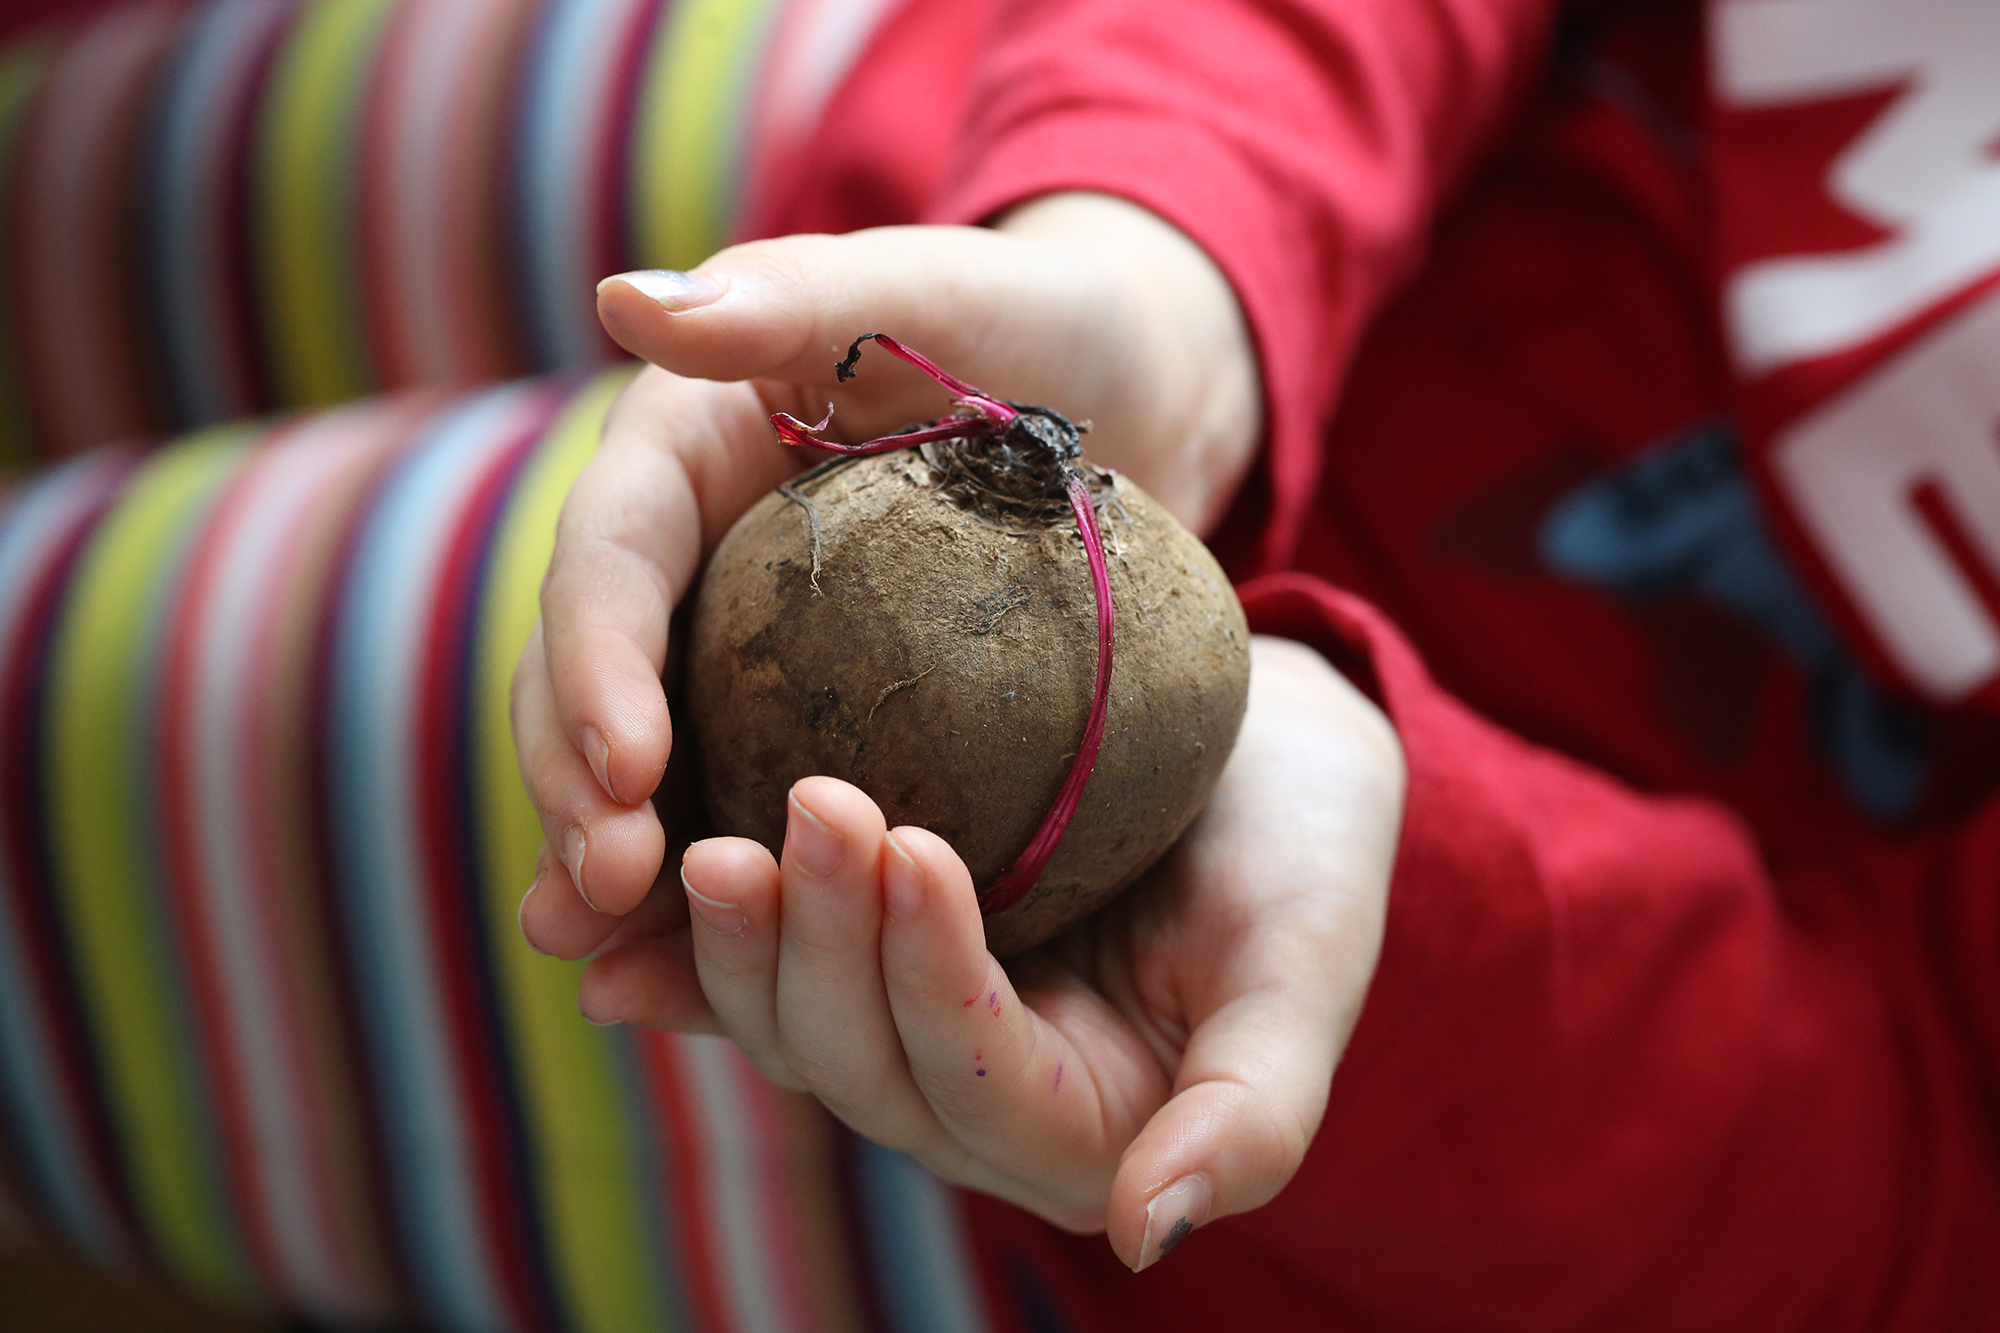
[968,574,2000,1330]
[1249,575,1997,1326]
[756,0,1000,242]
[926,0,1558,570]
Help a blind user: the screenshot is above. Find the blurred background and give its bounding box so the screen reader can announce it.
[0,2,1000,1331]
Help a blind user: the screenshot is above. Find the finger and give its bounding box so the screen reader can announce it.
[596,229,1117,440]
[593,858,696,954]
[576,864,707,1027]
[879,826,1165,1217]
[1104,927,1354,1273]
[770,779,949,1150]
[537,370,792,811]
[512,622,666,915]
[674,836,805,1089]
[578,927,717,1034]
[519,842,622,960]
[1101,639,1400,1272]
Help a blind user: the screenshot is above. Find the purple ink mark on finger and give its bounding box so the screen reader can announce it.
[987,990,1000,1017]
[976,1069,986,1077]
[1053,1062,1063,1093]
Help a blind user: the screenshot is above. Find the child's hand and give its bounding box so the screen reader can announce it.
[515,194,1259,959]
[572,637,1405,1270]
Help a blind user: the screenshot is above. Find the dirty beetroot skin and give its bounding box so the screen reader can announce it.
[686,336,1250,956]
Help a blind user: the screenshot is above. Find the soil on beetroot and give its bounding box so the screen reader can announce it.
[688,444,1250,957]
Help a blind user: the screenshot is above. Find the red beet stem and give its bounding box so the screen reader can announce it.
[839,333,1019,422]
[770,338,1113,915]
[980,470,1114,914]
[770,404,837,449]
[776,334,1020,455]
[773,414,991,455]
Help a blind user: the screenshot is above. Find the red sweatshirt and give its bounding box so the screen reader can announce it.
[768,0,2000,1327]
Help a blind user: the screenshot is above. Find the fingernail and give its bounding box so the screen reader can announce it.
[562,824,594,910]
[599,268,725,312]
[519,881,552,957]
[1136,1175,1210,1272]
[682,865,747,936]
[581,725,617,803]
[786,792,843,879]
[578,996,622,1028]
[882,831,923,920]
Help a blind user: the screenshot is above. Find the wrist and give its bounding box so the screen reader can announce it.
[995,193,1262,533]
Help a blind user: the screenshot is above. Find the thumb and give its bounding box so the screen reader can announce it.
[595,227,1118,434]
[1106,969,1358,1273]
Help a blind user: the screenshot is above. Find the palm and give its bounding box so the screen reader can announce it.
[572,638,1400,1274]
[982,643,1400,1219]
[510,197,1365,1270]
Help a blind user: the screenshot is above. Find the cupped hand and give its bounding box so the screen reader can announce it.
[514,193,1260,960]
[572,636,1405,1271]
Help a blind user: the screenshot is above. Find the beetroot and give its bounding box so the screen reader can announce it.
[687,337,1249,955]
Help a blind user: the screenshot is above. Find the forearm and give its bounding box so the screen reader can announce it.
[931,0,1561,567]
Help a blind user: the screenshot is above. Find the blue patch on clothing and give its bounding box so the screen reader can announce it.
[1540,421,1930,818]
